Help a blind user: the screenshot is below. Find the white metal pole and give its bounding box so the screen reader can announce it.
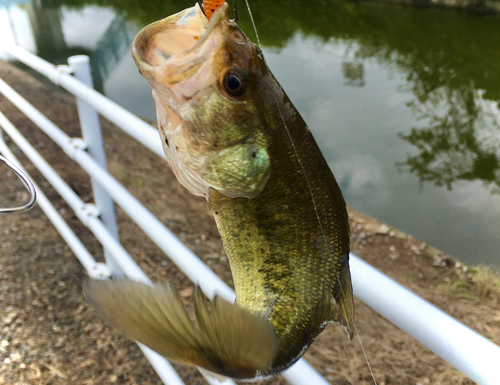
[68,54,121,276]
[2,44,164,158]
[0,75,327,385]
[0,112,187,384]
[139,345,186,385]
[282,359,330,385]
[0,120,103,276]
[0,76,234,300]
[0,111,145,282]
[5,44,500,385]
[74,149,237,302]
[350,255,500,385]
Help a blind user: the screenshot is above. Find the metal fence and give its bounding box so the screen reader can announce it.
[0,44,499,385]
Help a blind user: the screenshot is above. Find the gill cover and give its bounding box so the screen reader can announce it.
[132,3,270,200]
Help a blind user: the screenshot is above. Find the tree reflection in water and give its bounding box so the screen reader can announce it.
[342,61,365,87]
[48,0,500,197]
[398,81,500,194]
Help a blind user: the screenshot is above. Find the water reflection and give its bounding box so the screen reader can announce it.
[90,14,137,93]
[341,62,365,87]
[3,0,500,265]
[26,0,66,59]
[399,82,500,194]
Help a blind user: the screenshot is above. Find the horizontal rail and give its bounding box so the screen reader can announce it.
[138,345,185,385]
[0,74,236,300]
[0,72,325,384]
[0,111,188,385]
[0,129,101,275]
[0,107,146,283]
[3,44,164,158]
[2,44,500,385]
[351,257,500,385]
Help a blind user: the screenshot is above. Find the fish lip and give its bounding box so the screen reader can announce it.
[184,2,230,56]
[131,2,230,78]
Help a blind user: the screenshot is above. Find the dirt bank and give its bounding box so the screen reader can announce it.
[0,60,499,385]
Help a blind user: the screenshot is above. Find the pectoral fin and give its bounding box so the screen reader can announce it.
[83,279,278,379]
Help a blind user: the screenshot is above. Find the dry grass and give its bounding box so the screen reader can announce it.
[473,265,500,304]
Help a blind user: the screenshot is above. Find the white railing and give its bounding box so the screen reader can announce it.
[0,44,499,385]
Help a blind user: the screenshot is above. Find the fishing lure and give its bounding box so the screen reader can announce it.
[198,0,226,20]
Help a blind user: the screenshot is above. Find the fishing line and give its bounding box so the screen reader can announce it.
[272,84,379,385]
[271,91,376,385]
[245,0,347,335]
[242,1,378,383]
[243,0,262,48]
[353,322,378,385]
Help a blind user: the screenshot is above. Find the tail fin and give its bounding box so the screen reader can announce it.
[83,279,278,379]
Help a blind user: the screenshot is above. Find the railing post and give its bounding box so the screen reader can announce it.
[67,55,123,277]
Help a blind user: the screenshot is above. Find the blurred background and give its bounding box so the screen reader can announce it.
[1,0,499,268]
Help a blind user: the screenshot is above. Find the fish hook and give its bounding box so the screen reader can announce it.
[233,1,238,23]
[198,1,237,22]
[198,0,207,17]
[0,154,36,214]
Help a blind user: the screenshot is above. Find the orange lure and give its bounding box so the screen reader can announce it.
[200,0,226,20]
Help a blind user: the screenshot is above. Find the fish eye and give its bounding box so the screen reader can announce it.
[223,69,247,97]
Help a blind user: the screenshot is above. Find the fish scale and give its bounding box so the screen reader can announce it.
[85,2,354,380]
[208,106,352,370]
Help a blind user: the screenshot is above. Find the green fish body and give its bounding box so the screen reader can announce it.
[85,2,354,380]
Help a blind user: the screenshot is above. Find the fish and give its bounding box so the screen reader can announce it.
[84,1,354,380]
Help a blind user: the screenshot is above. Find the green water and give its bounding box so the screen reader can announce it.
[12,0,500,266]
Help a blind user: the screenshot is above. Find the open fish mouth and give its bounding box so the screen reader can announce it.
[131,3,270,199]
[131,3,232,198]
[132,2,228,65]
[131,2,231,105]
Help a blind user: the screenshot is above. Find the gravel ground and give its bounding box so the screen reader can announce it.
[0,59,499,385]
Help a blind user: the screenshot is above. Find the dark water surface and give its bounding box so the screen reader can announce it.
[2,0,499,267]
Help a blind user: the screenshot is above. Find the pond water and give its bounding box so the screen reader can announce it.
[1,0,499,267]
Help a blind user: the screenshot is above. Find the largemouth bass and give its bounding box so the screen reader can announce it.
[84,2,354,380]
